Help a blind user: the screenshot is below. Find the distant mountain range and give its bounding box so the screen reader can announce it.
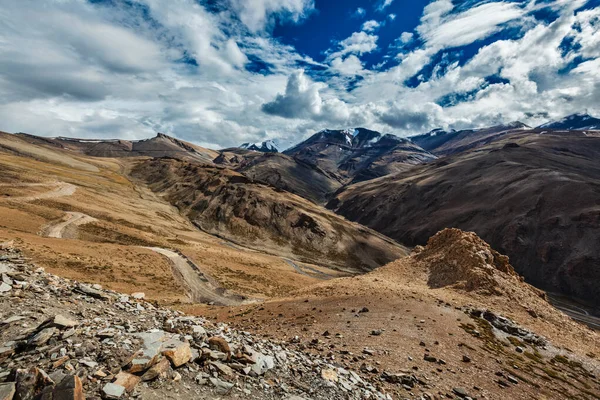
[238,113,600,155]
[538,113,600,131]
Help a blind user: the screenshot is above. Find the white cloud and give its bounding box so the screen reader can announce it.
[228,0,315,32]
[377,0,394,12]
[400,32,414,44]
[330,55,366,76]
[362,20,381,33]
[418,1,525,49]
[328,32,379,60]
[388,13,397,21]
[354,7,366,18]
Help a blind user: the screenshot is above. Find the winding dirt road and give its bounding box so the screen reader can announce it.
[46,212,97,238]
[142,247,244,306]
[0,182,77,201]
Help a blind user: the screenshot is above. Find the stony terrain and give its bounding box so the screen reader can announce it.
[197,229,600,400]
[0,245,391,400]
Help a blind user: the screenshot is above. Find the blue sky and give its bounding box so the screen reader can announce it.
[0,0,599,148]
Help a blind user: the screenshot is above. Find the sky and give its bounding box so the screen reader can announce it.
[0,0,599,149]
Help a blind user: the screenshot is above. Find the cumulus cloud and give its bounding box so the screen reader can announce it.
[328,32,379,60]
[362,20,381,33]
[261,70,323,118]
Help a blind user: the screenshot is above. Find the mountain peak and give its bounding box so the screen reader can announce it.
[538,113,600,130]
[239,140,279,153]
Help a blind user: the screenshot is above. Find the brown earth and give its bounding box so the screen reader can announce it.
[194,228,600,400]
[329,132,600,306]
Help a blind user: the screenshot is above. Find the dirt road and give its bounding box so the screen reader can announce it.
[0,182,77,201]
[142,247,244,306]
[45,212,97,238]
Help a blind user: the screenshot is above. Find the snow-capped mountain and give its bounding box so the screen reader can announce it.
[538,113,600,131]
[239,140,279,153]
[283,128,435,183]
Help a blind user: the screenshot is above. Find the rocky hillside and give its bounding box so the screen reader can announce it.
[131,158,407,272]
[329,132,600,305]
[215,150,340,204]
[13,132,218,164]
[202,228,600,400]
[284,128,436,184]
[409,122,531,156]
[0,245,391,400]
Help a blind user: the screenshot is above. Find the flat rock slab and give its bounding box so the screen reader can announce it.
[0,383,15,400]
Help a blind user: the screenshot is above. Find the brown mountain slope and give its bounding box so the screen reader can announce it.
[13,132,218,163]
[198,229,599,400]
[215,149,341,204]
[328,132,600,305]
[131,158,407,272]
[409,122,531,156]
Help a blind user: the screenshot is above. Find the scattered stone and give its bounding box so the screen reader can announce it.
[453,387,468,398]
[208,377,234,395]
[462,355,471,363]
[515,346,524,353]
[358,307,369,313]
[423,355,437,363]
[49,375,84,400]
[0,283,11,293]
[161,339,192,367]
[321,369,338,383]
[52,315,79,329]
[0,383,15,400]
[507,375,519,384]
[28,327,58,347]
[131,292,145,300]
[113,371,141,393]
[207,337,231,354]
[102,382,125,399]
[141,358,171,381]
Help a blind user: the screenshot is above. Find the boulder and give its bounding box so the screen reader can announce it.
[161,340,192,368]
[101,383,125,399]
[0,383,15,400]
[48,375,84,400]
[15,367,54,400]
[113,371,140,393]
[208,337,230,354]
[141,358,171,381]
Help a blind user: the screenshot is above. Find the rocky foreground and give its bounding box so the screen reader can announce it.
[0,245,390,400]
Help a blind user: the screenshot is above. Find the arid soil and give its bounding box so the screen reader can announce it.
[195,229,600,400]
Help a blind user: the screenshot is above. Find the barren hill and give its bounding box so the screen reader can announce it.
[329,132,600,305]
[199,229,600,400]
[215,149,341,204]
[13,132,218,163]
[131,158,407,272]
